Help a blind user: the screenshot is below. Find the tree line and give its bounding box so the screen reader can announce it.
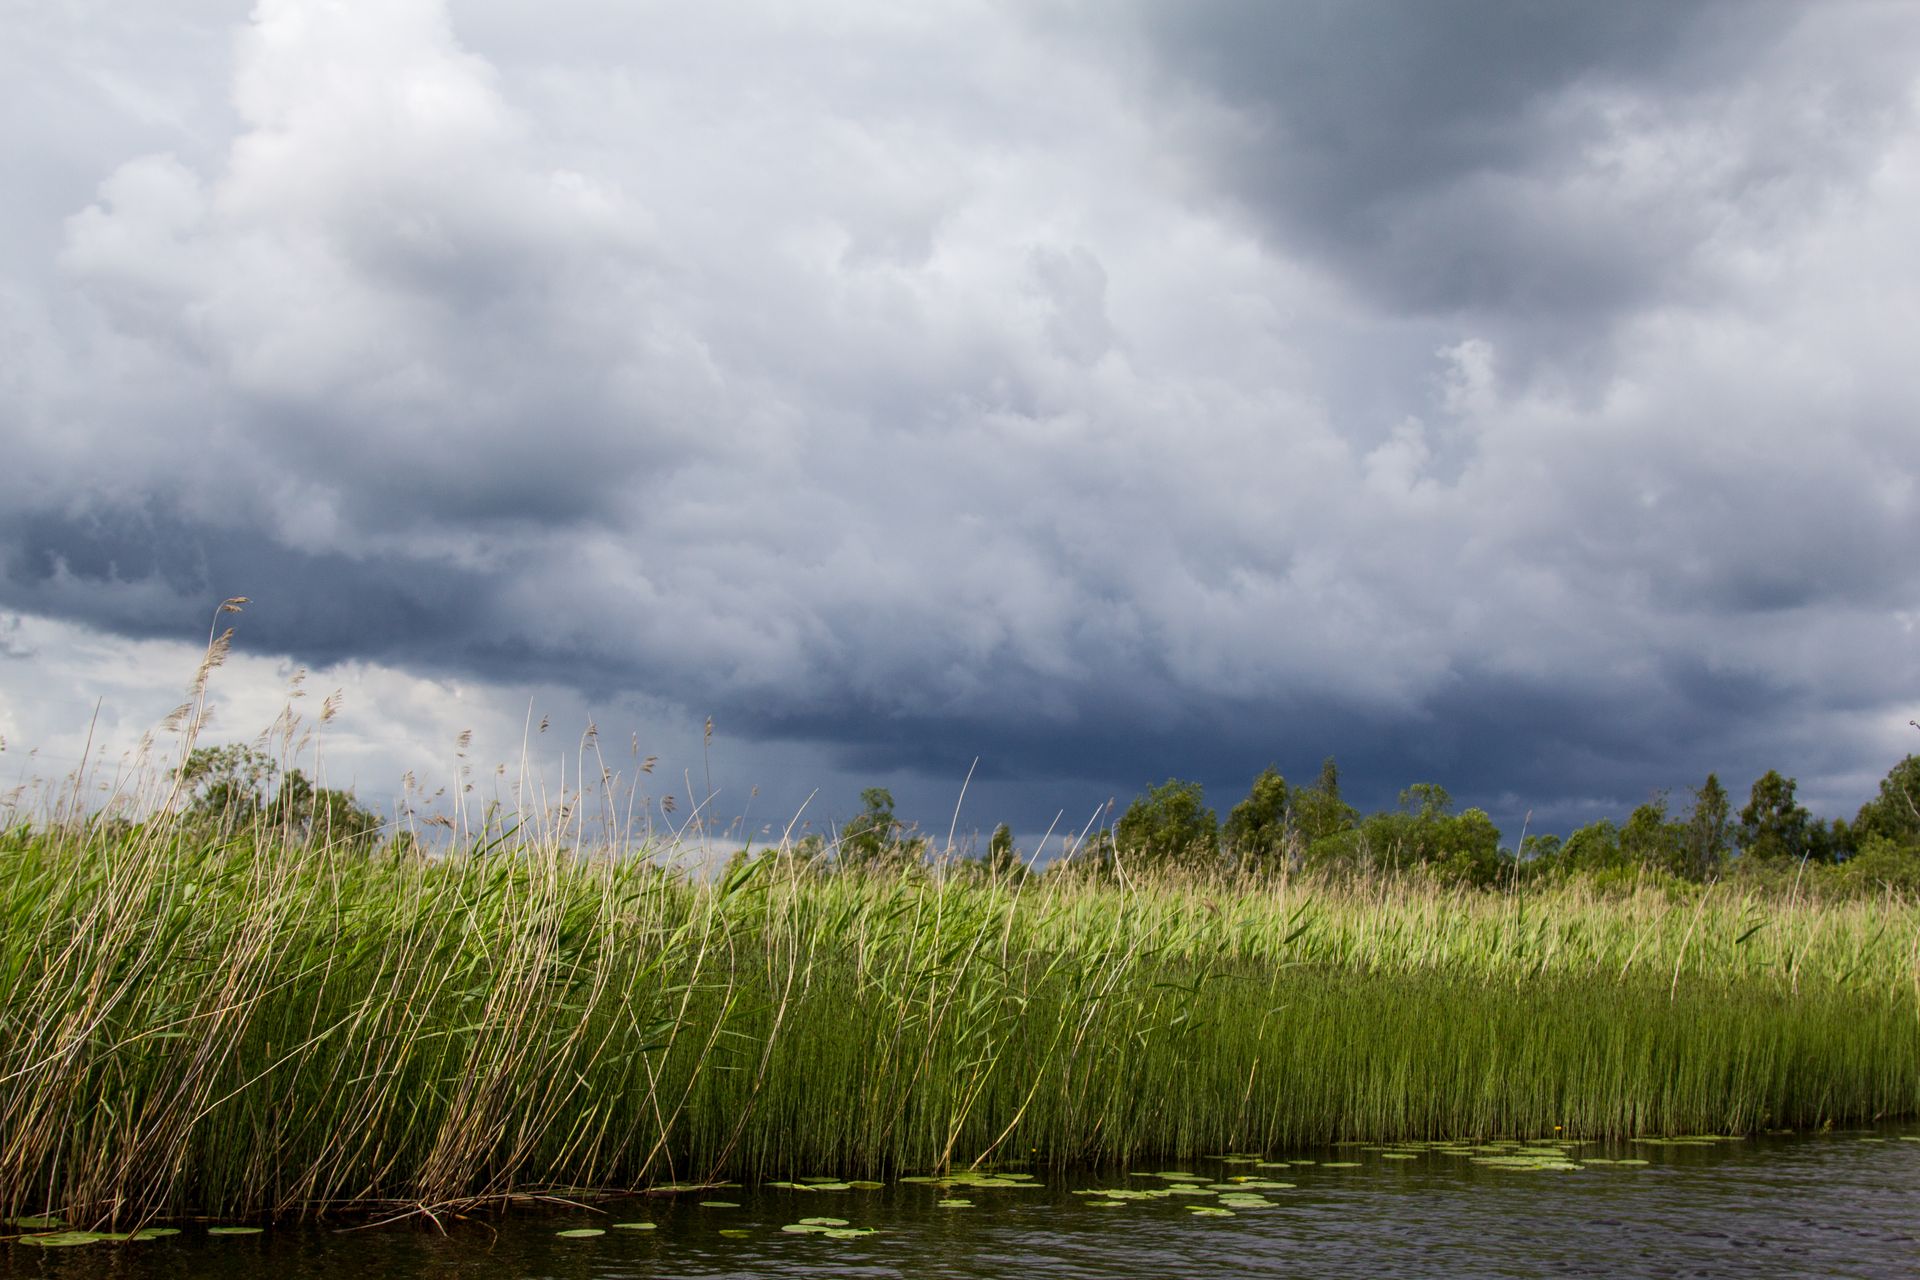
[817,753,1920,893]
[158,740,1920,895]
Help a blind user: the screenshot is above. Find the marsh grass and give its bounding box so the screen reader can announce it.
[1,809,1915,1227]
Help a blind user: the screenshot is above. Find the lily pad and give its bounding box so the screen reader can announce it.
[207,1226,265,1236]
[611,1221,658,1230]
[4,1215,62,1230]
[798,1216,849,1226]
[555,1228,605,1238]
[935,1199,973,1208]
[100,1228,179,1241]
[1188,1206,1235,1216]
[719,1228,753,1238]
[699,1201,740,1208]
[16,1232,102,1248]
[822,1227,876,1238]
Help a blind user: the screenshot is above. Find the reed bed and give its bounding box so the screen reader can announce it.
[1,821,1915,1225]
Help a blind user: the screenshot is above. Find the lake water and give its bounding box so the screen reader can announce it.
[7,1130,1918,1278]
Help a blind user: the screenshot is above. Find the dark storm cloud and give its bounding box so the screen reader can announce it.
[0,503,493,664]
[1137,0,1916,320]
[3,0,1920,839]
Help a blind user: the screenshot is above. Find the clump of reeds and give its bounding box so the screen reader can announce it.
[1,812,1914,1227]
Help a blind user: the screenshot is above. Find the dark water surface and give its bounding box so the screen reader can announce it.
[7,1131,1919,1279]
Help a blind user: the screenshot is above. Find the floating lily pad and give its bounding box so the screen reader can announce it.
[1380,1153,1420,1161]
[798,1216,849,1226]
[1320,1161,1363,1168]
[1086,1199,1128,1208]
[207,1227,264,1236]
[699,1201,740,1209]
[718,1228,753,1238]
[4,1215,62,1230]
[16,1231,102,1248]
[99,1228,179,1241]
[935,1199,973,1208]
[555,1228,605,1239]
[847,1180,886,1189]
[611,1221,657,1230]
[1188,1206,1234,1216]
[822,1227,875,1238]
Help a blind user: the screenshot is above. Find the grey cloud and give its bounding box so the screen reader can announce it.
[1134,1,1920,326]
[3,0,1919,841]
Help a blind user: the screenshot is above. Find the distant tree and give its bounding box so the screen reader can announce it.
[1738,770,1828,862]
[177,743,278,826]
[1851,756,1920,850]
[177,744,380,850]
[1223,766,1291,872]
[838,787,925,869]
[1303,783,1503,887]
[1115,779,1220,872]
[1557,819,1626,875]
[1681,774,1733,881]
[1619,794,1687,876]
[1292,757,1358,845]
[1425,805,1505,887]
[1053,825,1118,881]
[270,767,383,851]
[985,822,1025,880]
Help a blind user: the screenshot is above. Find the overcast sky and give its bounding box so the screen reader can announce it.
[4,0,1919,849]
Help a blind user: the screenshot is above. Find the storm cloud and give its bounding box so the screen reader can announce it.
[4,0,1919,837]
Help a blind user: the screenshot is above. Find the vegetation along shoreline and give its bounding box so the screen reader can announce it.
[2,798,1915,1229]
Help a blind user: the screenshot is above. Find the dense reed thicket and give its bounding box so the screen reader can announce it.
[1,820,1915,1224]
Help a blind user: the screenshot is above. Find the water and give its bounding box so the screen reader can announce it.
[7,1132,1919,1279]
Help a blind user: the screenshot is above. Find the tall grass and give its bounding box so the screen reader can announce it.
[2,813,1915,1226]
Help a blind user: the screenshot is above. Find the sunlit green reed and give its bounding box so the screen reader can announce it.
[1,820,1915,1224]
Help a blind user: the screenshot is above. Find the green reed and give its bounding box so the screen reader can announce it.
[1,822,1914,1224]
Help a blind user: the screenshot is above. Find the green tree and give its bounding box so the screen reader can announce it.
[1292,757,1358,845]
[1738,770,1825,862]
[1558,819,1626,875]
[1619,794,1687,875]
[177,743,278,826]
[270,768,383,850]
[1222,766,1291,872]
[985,822,1025,880]
[1115,779,1220,872]
[1681,774,1733,881]
[178,744,380,849]
[837,787,926,870]
[1851,756,1920,849]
